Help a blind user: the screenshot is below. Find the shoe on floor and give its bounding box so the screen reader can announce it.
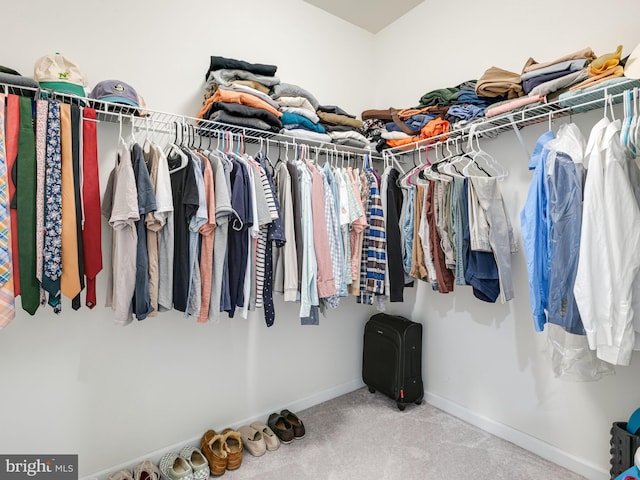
[159,453,193,480]
[221,428,243,470]
[267,412,294,445]
[200,430,227,476]
[178,446,209,480]
[109,469,134,480]
[132,460,161,480]
[281,409,306,439]
[250,421,280,451]
[238,425,267,457]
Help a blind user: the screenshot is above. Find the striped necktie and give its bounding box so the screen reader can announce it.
[0,94,16,328]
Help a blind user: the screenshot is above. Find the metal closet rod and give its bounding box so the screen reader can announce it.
[387,78,640,157]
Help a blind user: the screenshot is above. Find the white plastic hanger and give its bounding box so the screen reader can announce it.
[463,130,508,179]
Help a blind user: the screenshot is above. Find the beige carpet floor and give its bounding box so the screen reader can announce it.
[220,387,588,480]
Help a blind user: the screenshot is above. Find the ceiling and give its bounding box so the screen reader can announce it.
[302,0,425,34]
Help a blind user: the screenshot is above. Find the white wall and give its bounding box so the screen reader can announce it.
[2,1,638,478]
[0,1,378,477]
[374,1,640,478]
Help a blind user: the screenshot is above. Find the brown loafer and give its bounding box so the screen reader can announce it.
[200,430,227,476]
[221,428,243,471]
[267,413,294,444]
[281,409,305,439]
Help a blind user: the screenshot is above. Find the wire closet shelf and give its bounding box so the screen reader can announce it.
[383,77,640,157]
[0,82,379,162]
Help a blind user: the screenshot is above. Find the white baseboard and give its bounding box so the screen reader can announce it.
[81,379,365,480]
[424,391,609,480]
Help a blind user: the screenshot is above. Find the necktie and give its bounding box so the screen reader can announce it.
[0,95,16,328]
[59,104,81,301]
[35,100,48,305]
[16,96,39,315]
[5,95,19,296]
[70,105,85,310]
[81,108,102,309]
[42,101,62,311]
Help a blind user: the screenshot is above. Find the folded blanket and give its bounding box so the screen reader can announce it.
[521,47,596,74]
[417,87,459,107]
[271,83,320,110]
[457,89,505,107]
[281,111,326,133]
[317,111,363,129]
[446,104,485,121]
[206,69,281,88]
[327,130,369,145]
[276,96,316,112]
[198,87,282,120]
[280,106,319,124]
[528,69,589,97]
[282,128,331,143]
[218,84,280,110]
[476,66,523,99]
[317,105,355,118]
[204,101,283,130]
[208,110,276,133]
[206,55,278,80]
[484,94,546,118]
[332,138,370,149]
[520,59,589,82]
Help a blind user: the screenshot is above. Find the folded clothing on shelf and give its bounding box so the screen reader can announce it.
[271,82,320,110]
[204,101,283,132]
[205,55,278,80]
[476,66,523,99]
[521,46,596,75]
[484,94,546,118]
[281,111,326,133]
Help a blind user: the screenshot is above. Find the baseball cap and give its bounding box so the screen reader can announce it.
[89,79,140,107]
[624,43,640,79]
[33,53,88,97]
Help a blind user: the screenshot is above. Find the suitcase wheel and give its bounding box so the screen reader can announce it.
[368,386,376,394]
[397,403,406,411]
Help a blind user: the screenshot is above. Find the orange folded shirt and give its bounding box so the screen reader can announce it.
[197,88,282,119]
[386,118,450,148]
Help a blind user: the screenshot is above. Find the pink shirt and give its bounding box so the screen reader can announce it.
[306,161,336,299]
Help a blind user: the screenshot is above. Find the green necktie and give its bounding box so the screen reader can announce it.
[16,96,39,315]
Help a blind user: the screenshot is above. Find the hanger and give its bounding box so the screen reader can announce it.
[462,130,507,179]
[166,122,188,173]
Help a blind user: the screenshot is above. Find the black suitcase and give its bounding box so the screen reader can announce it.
[362,313,424,410]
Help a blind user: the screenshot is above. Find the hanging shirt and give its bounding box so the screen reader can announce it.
[418,181,438,288]
[364,169,386,296]
[297,163,319,323]
[106,141,140,325]
[385,168,406,302]
[226,158,253,318]
[147,142,174,314]
[521,130,555,330]
[401,185,415,277]
[197,152,216,323]
[306,160,336,299]
[208,151,235,322]
[273,162,298,302]
[156,145,175,312]
[545,124,586,335]
[168,148,199,313]
[131,143,157,320]
[574,118,640,366]
[186,151,208,318]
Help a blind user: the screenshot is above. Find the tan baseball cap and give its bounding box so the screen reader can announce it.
[34,53,88,97]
